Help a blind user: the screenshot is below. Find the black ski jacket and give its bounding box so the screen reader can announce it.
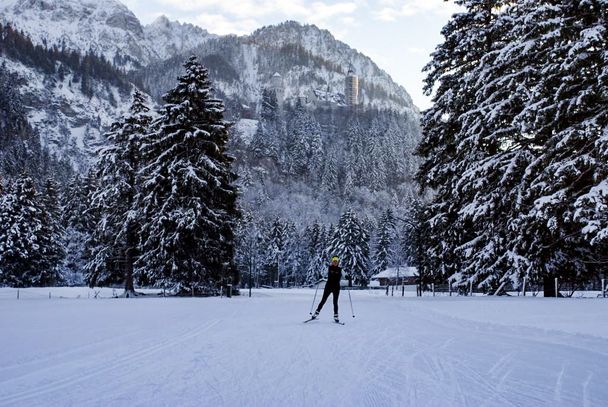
[326,265,342,288]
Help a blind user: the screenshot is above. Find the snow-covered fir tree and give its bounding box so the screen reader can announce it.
[0,175,61,286]
[512,0,608,286]
[264,218,288,286]
[303,223,328,284]
[60,174,96,285]
[39,178,65,283]
[85,90,152,295]
[137,56,239,294]
[372,209,396,274]
[418,0,608,292]
[327,209,370,286]
[417,0,513,289]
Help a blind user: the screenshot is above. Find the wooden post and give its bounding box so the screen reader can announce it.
[17,289,19,300]
[402,284,405,297]
[469,280,473,296]
[522,277,527,297]
[49,291,51,299]
[191,286,194,297]
[555,277,558,298]
[602,279,606,298]
[391,285,394,296]
[449,281,452,297]
[432,283,435,297]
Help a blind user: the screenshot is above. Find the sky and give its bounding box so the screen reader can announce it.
[121,0,462,110]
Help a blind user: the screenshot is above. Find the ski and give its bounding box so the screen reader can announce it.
[303,317,317,323]
[334,320,345,325]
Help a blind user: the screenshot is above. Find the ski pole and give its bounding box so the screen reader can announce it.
[348,288,355,318]
[310,279,321,315]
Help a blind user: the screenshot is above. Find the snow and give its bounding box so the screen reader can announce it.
[233,118,259,144]
[371,266,418,279]
[1,288,608,406]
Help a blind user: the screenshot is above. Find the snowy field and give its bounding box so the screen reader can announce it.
[1,289,608,407]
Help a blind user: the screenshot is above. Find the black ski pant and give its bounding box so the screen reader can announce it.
[316,284,340,315]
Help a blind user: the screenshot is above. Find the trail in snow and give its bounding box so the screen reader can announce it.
[1,289,607,407]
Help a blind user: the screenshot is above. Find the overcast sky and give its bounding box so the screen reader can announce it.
[121,0,462,110]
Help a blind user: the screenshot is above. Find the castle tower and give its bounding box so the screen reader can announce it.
[269,72,285,103]
[345,68,359,106]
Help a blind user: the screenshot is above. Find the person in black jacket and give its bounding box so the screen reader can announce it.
[312,256,342,322]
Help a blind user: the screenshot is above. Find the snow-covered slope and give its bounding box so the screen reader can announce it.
[1,57,136,172]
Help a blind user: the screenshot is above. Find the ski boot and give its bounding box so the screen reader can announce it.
[334,313,340,323]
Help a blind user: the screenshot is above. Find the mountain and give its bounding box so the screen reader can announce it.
[139,21,417,114]
[0,0,212,69]
[0,0,420,199]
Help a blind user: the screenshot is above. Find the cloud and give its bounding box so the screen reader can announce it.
[373,0,461,21]
[193,13,261,36]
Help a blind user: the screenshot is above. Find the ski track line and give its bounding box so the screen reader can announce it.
[0,318,222,406]
[448,356,518,407]
[554,363,566,403]
[0,327,143,376]
[582,371,593,407]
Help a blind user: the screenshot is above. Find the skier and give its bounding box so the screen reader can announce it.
[312,256,342,322]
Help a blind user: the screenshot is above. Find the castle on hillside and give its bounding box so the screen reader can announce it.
[268,72,285,103]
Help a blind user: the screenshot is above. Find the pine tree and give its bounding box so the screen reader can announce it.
[86,91,152,295]
[304,223,327,284]
[60,174,96,285]
[372,209,396,274]
[0,175,59,286]
[264,218,288,286]
[417,0,511,288]
[327,209,370,286]
[38,178,65,284]
[137,56,239,294]
[513,0,608,286]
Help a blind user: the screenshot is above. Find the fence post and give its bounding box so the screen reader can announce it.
[432,283,435,297]
[522,277,527,297]
[391,285,394,296]
[17,289,19,300]
[469,280,473,296]
[49,291,51,299]
[402,284,405,297]
[602,279,605,298]
[449,281,452,297]
[554,277,558,298]
[191,286,194,297]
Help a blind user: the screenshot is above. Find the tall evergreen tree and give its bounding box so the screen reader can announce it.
[372,209,396,274]
[85,91,152,295]
[137,56,239,293]
[60,174,96,285]
[0,175,60,286]
[327,209,370,286]
[39,178,65,284]
[417,0,510,287]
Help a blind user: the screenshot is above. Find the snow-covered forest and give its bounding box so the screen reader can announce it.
[415,0,607,294]
[0,0,607,295]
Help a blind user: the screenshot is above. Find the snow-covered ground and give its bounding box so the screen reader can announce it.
[1,288,607,406]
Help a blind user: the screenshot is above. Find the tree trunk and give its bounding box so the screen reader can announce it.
[543,276,556,298]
